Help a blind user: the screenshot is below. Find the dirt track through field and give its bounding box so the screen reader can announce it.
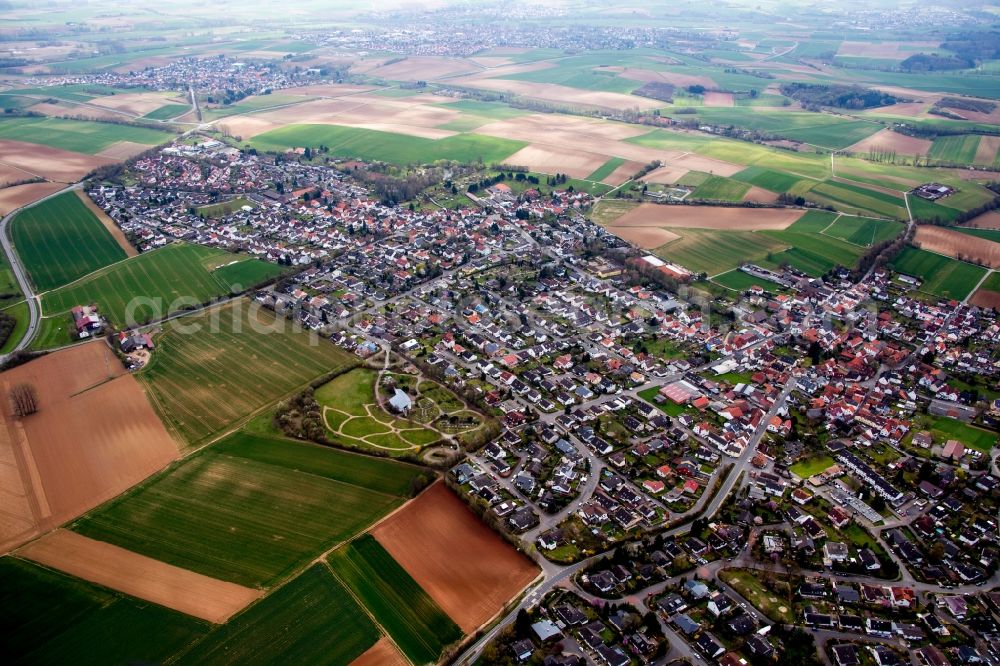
[76,190,137,257]
[0,342,179,552]
[17,529,262,622]
[915,226,1000,269]
[610,203,803,230]
[372,483,539,634]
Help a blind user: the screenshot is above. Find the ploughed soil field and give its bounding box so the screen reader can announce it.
[915,225,1000,269]
[0,182,66,215]
[0,342,179,552]
[608,203,804,230]
[0,139,113,182]
[16,529,261,623]
[372,482,539,634]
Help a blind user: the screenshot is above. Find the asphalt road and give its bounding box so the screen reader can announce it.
[0,183,81,361]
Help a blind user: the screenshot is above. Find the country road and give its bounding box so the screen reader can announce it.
[0,182,84,361]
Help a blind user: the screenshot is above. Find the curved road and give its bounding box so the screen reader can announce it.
[0,183,82,360]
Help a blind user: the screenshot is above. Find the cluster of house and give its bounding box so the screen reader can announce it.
[24,55,327,100]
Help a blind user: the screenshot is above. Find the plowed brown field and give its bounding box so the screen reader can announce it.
[610,203,803,230]
[915,225,1000,269]
[372,483,538,634]
[17,529,261,622]
[0,342,178,552]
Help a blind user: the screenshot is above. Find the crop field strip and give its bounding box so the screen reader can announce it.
[251,124,526,165]
[929,135,982,164]
[327,534,463,665]
[138,299,357,445]
[42,243,284,329]
[177,564,380,665]
[12,191,127,291]
[0,557,209,664]
[890,246,988,300]
[72,430,418,588]
[0,115,174,154]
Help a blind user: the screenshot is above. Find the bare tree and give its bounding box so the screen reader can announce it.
[9,383,38,417]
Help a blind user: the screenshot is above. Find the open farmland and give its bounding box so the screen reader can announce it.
[11,191,127,291]
[0,182,67,215]
[0,557,208,664]
[251,124,525,164]
[0,139,113,183]
[0,342,179,552]
[890,246,988,300]
[328,534,463,665]
[605,203,804,230]
[41,243,284,328]
[915,225,1000,269]
[17,529,262,623]
[372,482,539,634]
[0,116,173,155]
[178,564,379,665]
[138,299,356,445]
[929,135,982,164]
[656,228,788,276]
[970,271,1000,309]
[72,432,411,588]
[675,108,882,150]
[825,215,905,246]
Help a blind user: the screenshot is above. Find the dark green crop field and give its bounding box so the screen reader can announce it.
[328,535,462,665]
[12,192,126,291]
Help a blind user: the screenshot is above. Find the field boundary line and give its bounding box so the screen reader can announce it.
[322,559,416,666]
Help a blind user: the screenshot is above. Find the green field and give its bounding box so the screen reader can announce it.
[143,103,190,120]
[12,192,127,291]
[953,227,1000,244]
[252,124,525,165]
[909,195,962,223]
[627,129,832,180]
[215,431,427,497]
[196,197,254,218]
[789,454,835,478]
[41,243,284,327]
[73,432,411,587]
[138,300,356,444]
[732,166,807,193]
[786,209,839,233]
[328,535,463,665]
[824,215,904,246]
[808,180,907,219]
[1,556,207,664]
[0,116,174,154]
[0,301,29,354]
[921,415,997,453]
[712,268,782,291]
[929,135,982,164]
[891,246,988,300]
[586,157,626,182]
[29,314,72,351]
[691,175,751,201]
[655,228,788,276]
[675,108,881,150]
[761,230,867,276]
[179,565,379,665]
[201,93,313,121]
